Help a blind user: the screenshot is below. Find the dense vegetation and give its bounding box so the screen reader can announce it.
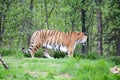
[0,0,120,79]
[0,0,120,56]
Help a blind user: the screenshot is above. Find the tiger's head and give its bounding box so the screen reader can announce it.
[76,32,87,45]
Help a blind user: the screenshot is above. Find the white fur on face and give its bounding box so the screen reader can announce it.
[79,36,87,43]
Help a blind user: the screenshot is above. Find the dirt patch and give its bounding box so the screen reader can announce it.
[28,71,39,78]
[60,73,72,79]
[40,71,48,76]
[48,63,62,67]
[28,71,48,78]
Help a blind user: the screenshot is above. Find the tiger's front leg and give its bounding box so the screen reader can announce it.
[43,49,54,59]
[67,48,74,58]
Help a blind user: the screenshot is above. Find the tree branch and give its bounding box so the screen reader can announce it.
[0,56,9,69]
[48,2,55,18]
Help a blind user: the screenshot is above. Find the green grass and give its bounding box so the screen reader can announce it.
[0,56,120,80]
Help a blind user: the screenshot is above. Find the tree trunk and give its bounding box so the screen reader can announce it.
[81,0,87,53]
[0,17,2,45]
[30,0,34,12]
[96,0,103,55]
[71,19,75,31]
[44,0,49,29]
[0,1,6,46]
[27,0,34,45]
[29,0,34,25]
[116,40,120,56]
[114,28,120,56]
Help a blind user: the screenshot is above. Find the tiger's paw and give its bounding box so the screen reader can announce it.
[44,52,54,59]
[48,57,54,59]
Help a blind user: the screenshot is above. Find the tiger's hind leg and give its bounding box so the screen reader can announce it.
[28,44,41,58]
[43,49,54,59]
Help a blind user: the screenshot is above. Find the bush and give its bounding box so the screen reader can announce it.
[32,50,66,58]
[108,56,120,65]
[24,49,60,58]
[0,48,24,58]
[74,52,101,60]
[34,49,44,57]
[53,51,66,58]
[0,48,15,56]
[85,52,101,59]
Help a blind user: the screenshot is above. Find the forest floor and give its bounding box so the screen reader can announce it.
[0,56,120,80]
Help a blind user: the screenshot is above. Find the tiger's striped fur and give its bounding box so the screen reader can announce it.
[22,30,87,58]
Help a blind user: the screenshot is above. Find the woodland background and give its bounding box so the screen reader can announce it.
[0,0,120,57]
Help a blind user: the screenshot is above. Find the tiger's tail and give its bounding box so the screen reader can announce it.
[22,47,30,55]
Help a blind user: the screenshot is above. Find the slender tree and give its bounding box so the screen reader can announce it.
[0,0,5,46]
[44,0,49,29]
[109,28,120,56]
[96,0,103,55]
[0,0,10,46]
[29,0,34,26]
[27,0,34,44]
[0,13,3,45]
[81,0,87,53]
[114,28,120,56]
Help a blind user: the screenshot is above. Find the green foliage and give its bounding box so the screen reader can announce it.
[0,48,15,56]
[108,56,120,65]
[62,58,119,80]
[0,48,101,59]
[34,49,44,58]
[0,0,120,57]
[74,52,101,60]
[53,51,66,58]
[1,57,120,80]
[85,52,101,59]
[0,48,24,58]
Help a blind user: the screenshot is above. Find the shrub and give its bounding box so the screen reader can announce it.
[34,49,44,57]
[0,48,15,56]
[74,52,101,60]
[85,52,101,59]
[108,56,120,65]
[0,48,24,58]
[53,51,66,58]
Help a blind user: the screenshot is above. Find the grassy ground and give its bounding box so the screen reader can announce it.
[0,56,120,80]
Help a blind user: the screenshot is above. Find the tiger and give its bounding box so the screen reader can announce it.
[22,30,87,58]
